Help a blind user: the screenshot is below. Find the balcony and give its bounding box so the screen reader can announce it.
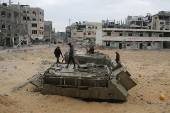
[130,24,142,27]
[86,35,96,38]
[76,30,83,32]
[86,28,96,31]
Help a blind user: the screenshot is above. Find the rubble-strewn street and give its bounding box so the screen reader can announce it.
[0,44,170,113]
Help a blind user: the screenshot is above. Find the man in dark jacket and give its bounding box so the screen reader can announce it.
[54,46,63,63]
[115,52,120,64]
[66,43,76,68]
[88,46,94,54]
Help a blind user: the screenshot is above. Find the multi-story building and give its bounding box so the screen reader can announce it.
[71,21,103,42]
[11,4,44,43]
[125,14,152,29]
[151,11,170,31]
[99,28,170,49]
[65,26,71,43]
[44,21,53,42]
[69,11,170,49]
[0,2,27,47]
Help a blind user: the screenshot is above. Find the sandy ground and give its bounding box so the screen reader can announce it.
[0,44,170,113]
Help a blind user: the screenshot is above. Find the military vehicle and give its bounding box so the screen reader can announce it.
[30,50,137,101]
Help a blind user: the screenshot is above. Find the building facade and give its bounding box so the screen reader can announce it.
[65,26,71,43]
[100,28,170,49]
[44,21,54,42]
[71,21,103,42]
[0,3,27,47]
[125,14,152,29]
[11,4,44,43]
[151,11,170,31]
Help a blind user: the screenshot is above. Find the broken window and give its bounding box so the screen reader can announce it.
[32,18,36,21]
[84,33,86,35]
[160,27,163,30]
[23,17,26,20]
[127,42,131,46]
[128,33,132,36]
[27,11,29,13]
[2,23,6,29]
[88,33,91,35]
[155,17,157,19]
[160,22,164,24]
[119,33,123,36]
[32,11,36,14]
[40,12,41,14]
[165,29,169,30]
[32,30,37,34]
[147,43,151,46]
[140,34,143,37]
[148,33,152,37]
[27,17,30,20]
[23,11,26,13]
[154,23,156,26]
[159,16,163,20]
[73,33,76,35]
[32,23,37,27]
[107,32,111,36]
[1,11,6,16]
[159,34,162,37]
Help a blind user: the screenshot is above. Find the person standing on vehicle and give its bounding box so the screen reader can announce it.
[54,46,63,63]
[115,52,120,64]
[66,43,76,68]
[88,46,94,54]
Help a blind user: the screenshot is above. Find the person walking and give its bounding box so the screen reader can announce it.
[66,43,76,68]
[54,46,63,63]
[115,52,120,64]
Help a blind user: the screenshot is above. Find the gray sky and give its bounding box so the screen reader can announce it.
[4,0,170,31]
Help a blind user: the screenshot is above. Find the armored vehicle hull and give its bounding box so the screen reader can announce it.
[31,50,137,101]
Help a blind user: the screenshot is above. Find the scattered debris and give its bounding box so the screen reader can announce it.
[41,60,52,65]
[44,96,46,99]
[14,66,17,69]
[4,94,8,96]
[147,101,152,104]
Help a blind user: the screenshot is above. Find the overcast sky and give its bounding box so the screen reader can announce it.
[3,0,170,31]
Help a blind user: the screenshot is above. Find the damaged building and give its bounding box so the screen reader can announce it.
[0,2,27,47]
[44,21,55,43]
[70,11,170,50]
[11,4,44,43]
[71,21,103,42]
[65,26,71,43]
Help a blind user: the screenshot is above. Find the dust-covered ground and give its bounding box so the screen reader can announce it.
[0,44,170,113]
